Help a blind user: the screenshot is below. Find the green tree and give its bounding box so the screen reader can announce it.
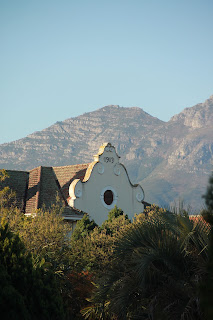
[201,172,213,319]
[72,214,97,241]
[70,207,131,274]
[0,175,84,319]
[84,210,208,320]
[0,204,74,318]
[0,169,16,208]
[0,205,72,273]
[68,208,131,319]
[101,206,130,236]
[105,205,125,221]
[0,220,65,320]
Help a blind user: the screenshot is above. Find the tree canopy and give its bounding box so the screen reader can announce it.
[201,172,213,319]
[0,220,65,320]
[82,207,209,319]
[1,168,213,319]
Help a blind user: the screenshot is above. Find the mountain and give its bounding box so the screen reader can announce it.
[1,97,213,211]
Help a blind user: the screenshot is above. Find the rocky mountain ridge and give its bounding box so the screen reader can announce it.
[170,95,213,128]
[1,96,213,210]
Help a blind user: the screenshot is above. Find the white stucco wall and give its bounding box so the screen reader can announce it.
[68,143,144,225]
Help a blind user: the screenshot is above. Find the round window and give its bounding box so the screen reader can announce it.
[100,186,118,209]
[104,190,114,205]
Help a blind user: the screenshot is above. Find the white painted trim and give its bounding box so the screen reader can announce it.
[63,215,84,221]
[24,213,37,217]
[25,212,84,221]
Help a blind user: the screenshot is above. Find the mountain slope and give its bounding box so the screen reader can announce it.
[142,96,213,209]
[0,97,212,210]
[0,106,164,170]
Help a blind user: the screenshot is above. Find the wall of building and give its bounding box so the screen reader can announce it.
[69,143,144,225]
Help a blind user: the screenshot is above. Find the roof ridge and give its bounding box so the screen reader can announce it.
[53,163,90,169]
[3,169,28,174]
[29,165,42,172]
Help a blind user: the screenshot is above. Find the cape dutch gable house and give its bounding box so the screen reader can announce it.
[1,143,145,227]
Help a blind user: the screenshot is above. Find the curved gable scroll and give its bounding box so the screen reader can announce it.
[69,143,145,225]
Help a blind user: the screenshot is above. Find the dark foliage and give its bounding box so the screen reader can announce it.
[201,172,213,319]
[0,220,65,320]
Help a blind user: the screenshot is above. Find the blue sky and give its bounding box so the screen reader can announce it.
[0,0,213,144]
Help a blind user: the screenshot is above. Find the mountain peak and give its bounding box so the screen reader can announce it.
[104,104,120,108]
[169,94,213,128]
[204,94,213,106]
[206,94,213,101]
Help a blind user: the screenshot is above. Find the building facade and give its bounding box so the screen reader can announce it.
[1,143,145,226]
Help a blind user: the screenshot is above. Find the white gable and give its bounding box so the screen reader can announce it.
[69,143,144,225]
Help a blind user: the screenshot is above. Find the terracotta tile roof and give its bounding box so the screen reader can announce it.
[24,164,89,215]
[37,166,66,209]
[53,164,89,200]
[2,163,90,220]
[63,206,86,217]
